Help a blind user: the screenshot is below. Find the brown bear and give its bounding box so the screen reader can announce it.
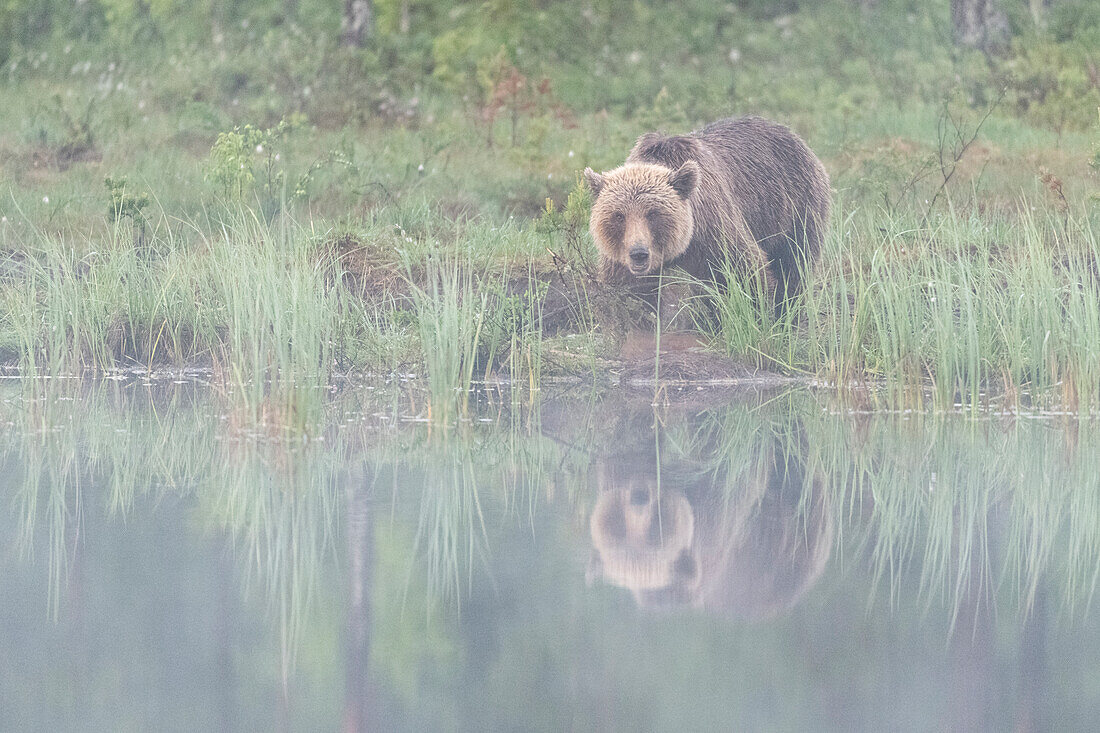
[584,116,831,302]
[585,421,833,620]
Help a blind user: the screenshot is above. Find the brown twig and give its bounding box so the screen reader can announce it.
[923,87,1006,221]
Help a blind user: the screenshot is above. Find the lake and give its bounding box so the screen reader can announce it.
[2,374,1098,731]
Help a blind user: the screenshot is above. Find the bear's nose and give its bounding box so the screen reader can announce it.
[629,246,649,266]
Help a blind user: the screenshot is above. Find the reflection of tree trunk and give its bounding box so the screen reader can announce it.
[66,516,86,730]
[400,0,410,34]
[946,518,994,731]
[947,586,994,730]
[342,0,374,47]
[1015,585,1049,733]
[215,547,238,732]
[276,674,290,733]
[343,465,377,733]
[951,0,1009,52]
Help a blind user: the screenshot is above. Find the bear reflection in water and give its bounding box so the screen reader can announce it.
[586,434,833,620]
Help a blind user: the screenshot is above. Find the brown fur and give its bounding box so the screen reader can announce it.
[586,431,833,620]
[585,116,831,301]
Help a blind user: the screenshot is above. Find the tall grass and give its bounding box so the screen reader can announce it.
[5,217,201,375]
[196,209,349,433]
[2,201,554,427]
[407,255,544,425]
[701,206,1100,411]
[6,190,1100,416]
[408,257,492,425]
[2,206,401,432]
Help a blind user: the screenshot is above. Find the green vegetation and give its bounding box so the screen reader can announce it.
[700,205,1100,410]
[2,0,1100,416]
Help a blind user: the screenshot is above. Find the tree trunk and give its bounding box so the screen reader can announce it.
[342,0,374,47]
[1029,0,1054,27]
[343,466,377,733]
[400,0,410,34]
[951,0,1009,52]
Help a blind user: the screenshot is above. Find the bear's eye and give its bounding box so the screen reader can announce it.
[612,212,625,225]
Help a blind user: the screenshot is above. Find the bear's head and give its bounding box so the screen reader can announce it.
[584,161,699,276]
[586,467,698,595]
[585,444,834,619]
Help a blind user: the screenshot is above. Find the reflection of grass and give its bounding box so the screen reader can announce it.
[371,410,549,608]
[3,378,342,670]
[14,419,79,621]
[204,438,340,682]
[690,398,1100,621]
[409,441,491,612]
[576,392,1100,622]
[798,409,1100,620]
[8,379,215,617]
[10,376,1100,670]
[0,376,550,661]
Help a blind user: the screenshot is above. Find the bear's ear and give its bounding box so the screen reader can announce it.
[583,167,605,197]
[632,132,662,155]
[668,161,699,200]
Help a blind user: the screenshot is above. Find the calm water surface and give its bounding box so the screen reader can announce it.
[2,376,1100,732]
